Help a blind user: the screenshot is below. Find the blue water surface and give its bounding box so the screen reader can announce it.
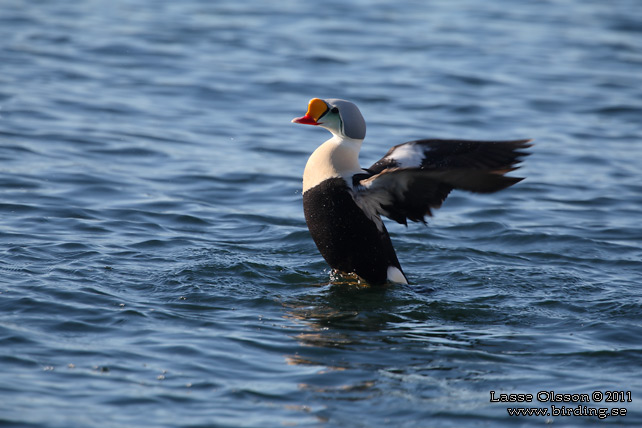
[1,0,641,427]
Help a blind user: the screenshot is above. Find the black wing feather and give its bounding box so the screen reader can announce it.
[368,139,532,173]
[356,139,532,225]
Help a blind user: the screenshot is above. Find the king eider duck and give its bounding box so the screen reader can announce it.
[292,98,531,286]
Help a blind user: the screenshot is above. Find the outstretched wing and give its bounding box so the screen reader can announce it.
[355,139,532,225]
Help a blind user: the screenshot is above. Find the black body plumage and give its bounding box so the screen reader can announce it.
[303,177,404,285]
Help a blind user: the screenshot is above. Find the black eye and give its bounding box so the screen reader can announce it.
[330,106,339,114]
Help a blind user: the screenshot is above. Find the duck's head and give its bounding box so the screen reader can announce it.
[292,98,366,140]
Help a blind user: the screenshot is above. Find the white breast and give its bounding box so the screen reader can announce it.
[303,136,364,193]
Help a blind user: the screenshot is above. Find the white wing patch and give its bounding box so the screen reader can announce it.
[384,142,426,168]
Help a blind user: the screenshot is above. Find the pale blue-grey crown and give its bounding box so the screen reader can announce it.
[325,99,366,140]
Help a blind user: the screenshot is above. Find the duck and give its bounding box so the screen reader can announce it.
[292,98,531,285]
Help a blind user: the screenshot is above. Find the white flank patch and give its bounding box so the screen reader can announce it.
[387,266,408,284]
[386,142,424,168]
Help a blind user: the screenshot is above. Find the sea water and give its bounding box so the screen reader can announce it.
[1,0,641,426]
